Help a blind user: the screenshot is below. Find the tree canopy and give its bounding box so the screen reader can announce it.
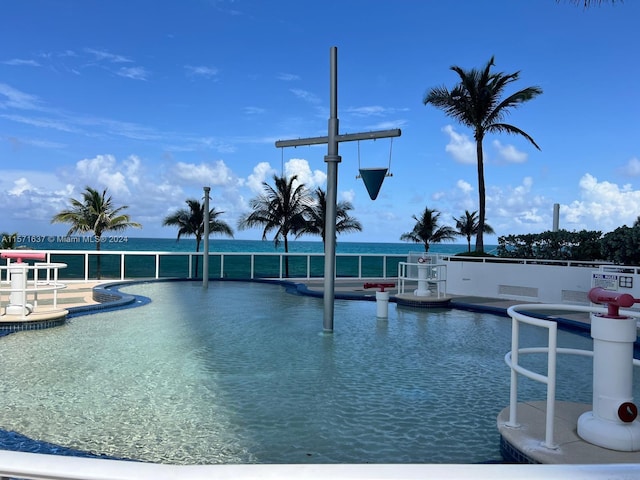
[424,57,541,252]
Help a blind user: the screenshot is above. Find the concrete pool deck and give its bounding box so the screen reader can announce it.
[7,278,640,465]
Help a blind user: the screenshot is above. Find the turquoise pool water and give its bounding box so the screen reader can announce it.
[0,281,617,464]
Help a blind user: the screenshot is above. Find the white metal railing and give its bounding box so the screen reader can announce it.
[1,450,640,480]
[504,303,640,449]
[397,260,447,298]
[8,250,405,282]
[440,254,613,269]
[0,261,67,318]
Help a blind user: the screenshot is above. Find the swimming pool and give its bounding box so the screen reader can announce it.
[0,281,613,464]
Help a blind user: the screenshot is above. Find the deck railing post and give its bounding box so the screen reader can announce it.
[507,316,520,427]
[544,323,558,449]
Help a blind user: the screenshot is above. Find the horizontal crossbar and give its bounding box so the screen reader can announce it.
[275,128,401,148]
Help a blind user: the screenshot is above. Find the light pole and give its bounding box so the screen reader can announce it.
[276,47,401,332]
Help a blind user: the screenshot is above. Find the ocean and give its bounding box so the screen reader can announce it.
[13,237,497,280]
[16,236,488,255]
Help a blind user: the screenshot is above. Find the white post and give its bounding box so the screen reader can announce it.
[552,203,560,232]
[203,186,210,289]
[414,259,431,297]
[577,314,640,451]
[376,290,390,318]
[6,261,30,315]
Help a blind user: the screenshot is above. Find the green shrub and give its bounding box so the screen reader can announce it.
[497,230,602,261]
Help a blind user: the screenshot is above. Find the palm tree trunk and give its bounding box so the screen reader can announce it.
[475,137,486,253]
[283,235,290,278]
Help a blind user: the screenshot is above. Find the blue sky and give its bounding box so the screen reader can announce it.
[1,0,638,244]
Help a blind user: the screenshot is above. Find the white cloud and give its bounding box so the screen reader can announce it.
[347,106,386,117]
[117,66,149,81]
[74,154,131,195]
[456,179,473,194]
[173,160,238,187]
[8,177,35,196]
[340,189,355,203]
[492,140,527,164]
[563,173,640,230]
[3,59,41,67]
[284,158,326,189]
[84,48,132,63]
[290,89,321,104]
[484,177,549,232]
[246,162,276,194]
[185,65,219,79]
[442,125,476,164]
[0,83,42,110]
[277,73,300,81]
[620,157,640,176]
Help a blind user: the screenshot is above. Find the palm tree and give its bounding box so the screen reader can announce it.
[51,186,141,278]
[163,199,234,277]
[296,187,363,244]
[237,174,310,277]
[400,207,457,253]
[454,210,495,253]
[424,57,541,253]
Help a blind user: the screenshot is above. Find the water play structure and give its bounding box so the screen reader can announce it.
[500,286,640,463]
[577,287,640,451]
[0,251,68,325]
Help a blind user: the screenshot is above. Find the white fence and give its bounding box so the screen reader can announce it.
[0,250,405,282]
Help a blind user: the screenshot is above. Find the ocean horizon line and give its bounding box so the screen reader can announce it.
[12,236,495,255]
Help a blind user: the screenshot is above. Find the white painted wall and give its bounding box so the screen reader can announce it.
[440,257,604,305]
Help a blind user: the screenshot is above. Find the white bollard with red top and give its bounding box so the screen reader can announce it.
[364,283,395,318]
[577,287,640,451]
[414,256,431,297]
[1,251,46,316]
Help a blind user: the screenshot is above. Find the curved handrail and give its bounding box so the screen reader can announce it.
[504,303,640,449]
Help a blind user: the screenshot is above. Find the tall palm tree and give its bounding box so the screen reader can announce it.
[400,207,457,253]
[163,199,234,277]
[424,57,541,252]
[238,174,310,277]
[453,210,495,253]
[51,186,141,278]
[296,187,363,244]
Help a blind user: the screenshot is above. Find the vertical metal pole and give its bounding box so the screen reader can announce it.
[323,46,341,333]
[203,186,210,289]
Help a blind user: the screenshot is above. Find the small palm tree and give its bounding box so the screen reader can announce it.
[400,207,457,253]
[454,210,495,253]
[1,232,17,249]
[238,174,310,277]
[296,187,363,244]
[51,186,141,278]
[424,57,541,252]
[163,199,234,277]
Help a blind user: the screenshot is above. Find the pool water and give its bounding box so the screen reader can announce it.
[0,281,608,464]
